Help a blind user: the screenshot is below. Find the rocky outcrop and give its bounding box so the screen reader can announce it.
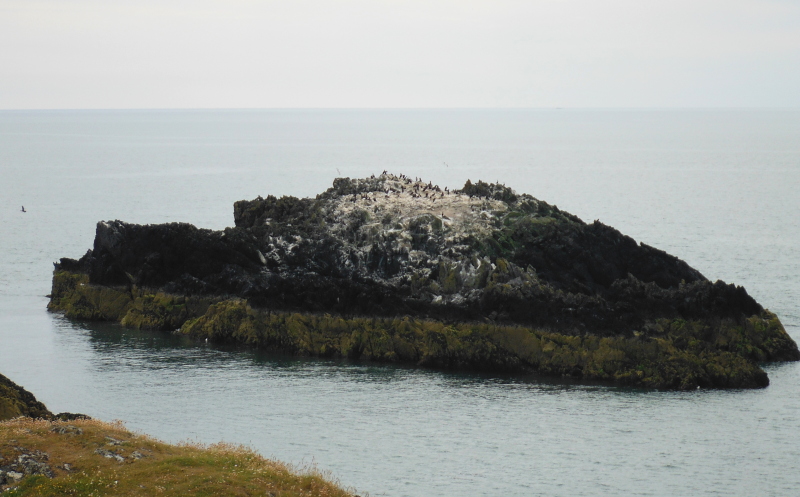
[0,448,55,486]
[48,174,800,389]
[0,374,52,421]
[13,452,54,479]
[0,373,88,422]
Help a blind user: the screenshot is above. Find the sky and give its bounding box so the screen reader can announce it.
[1,0,799,109]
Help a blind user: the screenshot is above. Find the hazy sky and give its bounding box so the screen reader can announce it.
[2,0,799,109]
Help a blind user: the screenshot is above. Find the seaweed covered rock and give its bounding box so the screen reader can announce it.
[48,173,800,389]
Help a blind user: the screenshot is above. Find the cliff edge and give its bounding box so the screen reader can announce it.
[0,377,354,496]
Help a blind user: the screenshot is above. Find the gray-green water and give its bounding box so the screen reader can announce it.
[1,109,799,496]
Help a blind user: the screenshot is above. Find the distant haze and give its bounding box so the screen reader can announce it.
[2,0,799,109]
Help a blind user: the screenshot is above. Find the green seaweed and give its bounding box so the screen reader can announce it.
[175,300,776,389]
[49,269,794,389]
[121,294,189,331]
[48,271,133,321]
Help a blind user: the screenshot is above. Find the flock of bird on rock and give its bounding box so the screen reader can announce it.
[347,172,452,204]
[344,171,503,207]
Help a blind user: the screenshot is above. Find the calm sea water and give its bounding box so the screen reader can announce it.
[1,109,799,496]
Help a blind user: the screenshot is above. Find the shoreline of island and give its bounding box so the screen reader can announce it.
[46,174,800,390]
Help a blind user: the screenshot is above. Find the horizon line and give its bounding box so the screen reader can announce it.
[2,106,799,112]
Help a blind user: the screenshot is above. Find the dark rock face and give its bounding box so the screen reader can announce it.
[86,221,263,290]
[49,174,800,388]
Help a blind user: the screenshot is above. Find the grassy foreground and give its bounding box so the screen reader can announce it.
[0,417,356,497]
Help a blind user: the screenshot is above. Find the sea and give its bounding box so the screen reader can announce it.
[1,109,799,496]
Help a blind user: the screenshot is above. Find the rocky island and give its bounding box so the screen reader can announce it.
[49,174,799,389]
